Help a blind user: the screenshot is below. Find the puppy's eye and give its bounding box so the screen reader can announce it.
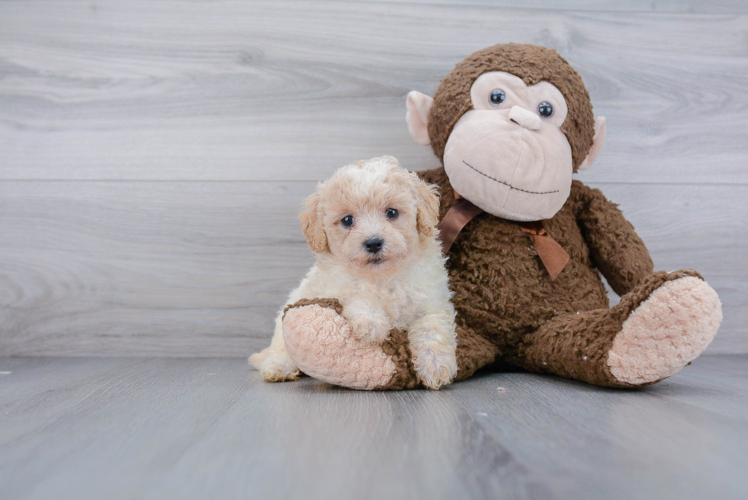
[385,208,399,220]
[341,215,354,227]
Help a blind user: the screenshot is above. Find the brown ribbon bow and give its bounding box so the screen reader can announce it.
[437,199,484,256]
[516,220,570,281]
[438,197,570,281]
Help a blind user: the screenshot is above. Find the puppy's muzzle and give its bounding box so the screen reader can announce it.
[364,237,384,254]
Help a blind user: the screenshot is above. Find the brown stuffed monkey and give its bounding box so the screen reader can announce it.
[273,44,723,390]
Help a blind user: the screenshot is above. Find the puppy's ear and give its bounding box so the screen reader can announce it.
[413,177,441,237]
[299,190,329,253]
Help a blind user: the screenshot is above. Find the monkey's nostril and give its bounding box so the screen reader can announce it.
[508,105,541,131]
[364,237,384,254]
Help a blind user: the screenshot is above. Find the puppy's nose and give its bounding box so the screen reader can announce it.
[364,237,384,254]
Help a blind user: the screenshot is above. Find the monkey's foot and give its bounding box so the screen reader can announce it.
[282,298,420,390]
[608,272,722,385]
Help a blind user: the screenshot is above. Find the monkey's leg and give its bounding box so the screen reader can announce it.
[453,324,501,381]
[387,323,499,386]
[515,270,722,388]
[281,298,420,390]
[282,299,500,389]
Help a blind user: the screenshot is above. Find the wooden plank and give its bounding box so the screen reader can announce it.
[365,0,748,14]
[0,180,744,356]
[0,356,746,499]
[1,1,747,183]
[0,181,316,357]
[445,356,748,500]
[652,354,748,423]
[598,183,748,356]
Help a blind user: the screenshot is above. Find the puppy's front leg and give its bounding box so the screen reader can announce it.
[408,313,458,389]
[343,300,392,345]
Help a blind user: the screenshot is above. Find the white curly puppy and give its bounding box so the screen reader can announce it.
[250,156,458,389]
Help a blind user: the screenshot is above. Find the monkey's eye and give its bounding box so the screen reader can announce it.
[385,208,399,220]
[341,215,354,227]
[489,89,506,107]
[537,101,554,118]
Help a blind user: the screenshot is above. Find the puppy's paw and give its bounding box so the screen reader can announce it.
[259,351,300,382]
[413,342,458,390]
[347,311,391,345]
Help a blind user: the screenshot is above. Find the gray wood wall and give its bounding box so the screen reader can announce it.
[1,0,746,357]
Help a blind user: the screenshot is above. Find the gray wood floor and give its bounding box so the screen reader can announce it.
[1,0,746,357]
[2,3,745,498]
[1,355,746,500]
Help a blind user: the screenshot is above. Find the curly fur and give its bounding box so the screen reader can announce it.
[250,157,458,389]
[416,168,720,388]
[253,44,722,391]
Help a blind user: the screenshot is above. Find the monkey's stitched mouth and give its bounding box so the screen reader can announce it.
[462,161,560,195]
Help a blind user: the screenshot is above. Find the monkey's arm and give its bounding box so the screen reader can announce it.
[573,181,654,296]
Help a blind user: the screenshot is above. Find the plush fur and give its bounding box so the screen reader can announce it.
[281,297,422,390]
[282,302,398,390]
[427,43,595,171]
[608,277,722,385]
[274,171,722,390]
[257,44,722,391]
[250,156,458,389]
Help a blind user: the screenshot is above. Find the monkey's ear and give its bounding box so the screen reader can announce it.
[413,177,441,237]
[578,116,606,171]
[299,190,329,253]
[406,91,433,146]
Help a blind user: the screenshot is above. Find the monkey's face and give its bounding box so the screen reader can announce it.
[444,71,572,221]
[406,50,606,222]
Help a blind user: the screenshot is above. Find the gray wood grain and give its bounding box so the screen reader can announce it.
[365,0,748,14]
[0,181,315,357]
[0,0,745,357]
[0,181,745,356]
[1,1,747,184]
[0,355,746,500]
